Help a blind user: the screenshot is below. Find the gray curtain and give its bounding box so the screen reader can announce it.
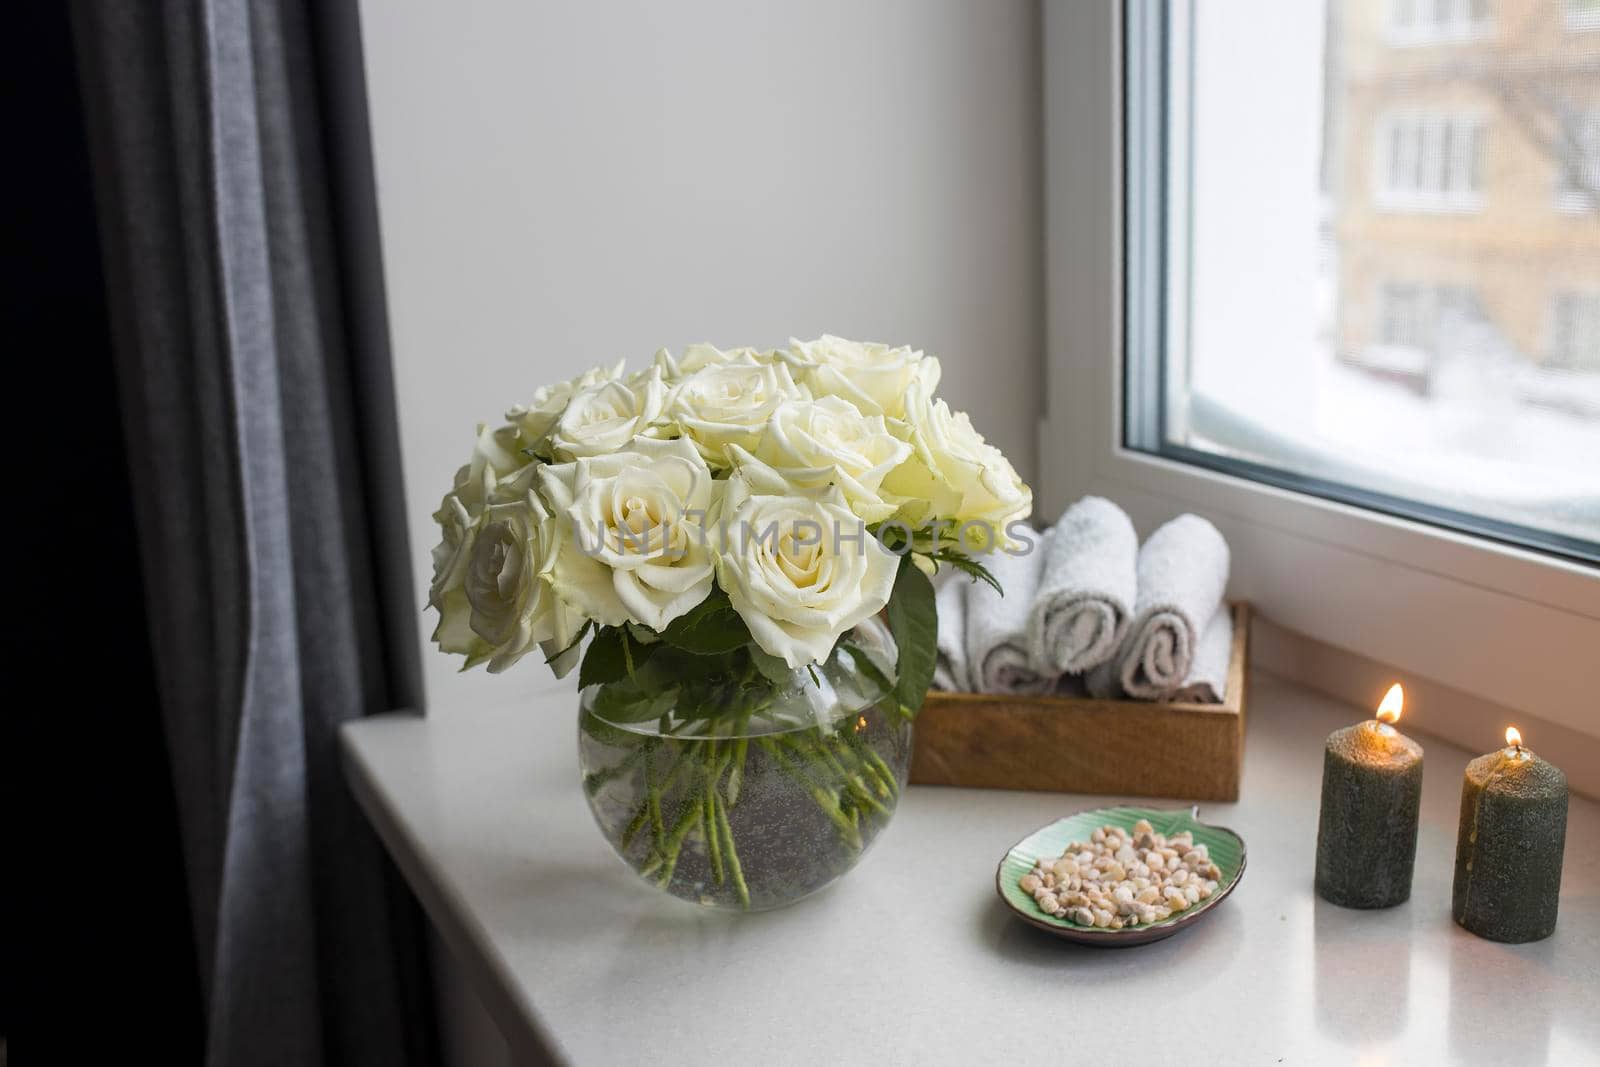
[70,2,435,1065]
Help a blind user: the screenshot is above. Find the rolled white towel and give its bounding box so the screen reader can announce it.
[1028,496,1138,675]
[1084,659,1121,700]
[966,539,1054,695]
[1170,603,1233,704]
[1054,671,1089,698]
[933,577,970,692]
[1117,514,1231,700]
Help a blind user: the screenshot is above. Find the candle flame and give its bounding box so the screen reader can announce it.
[1506,725,1522,749]
[1375,683,1404,725]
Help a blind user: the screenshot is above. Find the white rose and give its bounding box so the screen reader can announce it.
[882,378,1032,546]
[428,494,482,656]
[430,487,584,674]
[653,343,779,381]
[728,396,912,523]
[667,357,806,467]
[782,334,941,419]
[548,367,669,460]
[432,420,530,525]
[712,474,899,668]
[505,359,625,447]
[538,436,718,632]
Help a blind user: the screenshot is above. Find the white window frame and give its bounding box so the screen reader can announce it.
[1040,2,1600,748]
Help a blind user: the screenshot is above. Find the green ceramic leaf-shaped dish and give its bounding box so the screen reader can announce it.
[997,805,1247,946]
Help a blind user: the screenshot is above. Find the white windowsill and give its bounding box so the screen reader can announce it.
[340,672,1600,1065]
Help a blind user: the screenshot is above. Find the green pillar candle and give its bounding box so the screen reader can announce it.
[1452,728,1568,943]
[1315,684,1423,908]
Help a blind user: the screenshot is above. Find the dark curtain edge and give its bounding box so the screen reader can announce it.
[65,1,439,1063]
[299,8,440,1065]
[305,0,425,719]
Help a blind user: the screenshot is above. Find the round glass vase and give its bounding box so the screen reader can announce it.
[577,626,909,911]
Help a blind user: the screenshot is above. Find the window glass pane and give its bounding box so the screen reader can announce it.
[1157,0,1600,553]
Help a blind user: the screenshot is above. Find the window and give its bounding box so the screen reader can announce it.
[1373,282,1482,362]
[1550,291,1600,370]
[1044,1,1599,762]
[1125,0,1600,559]
[1376,114,1485,212]
[1569,0,1600,32]
[1388,0,1493,44]
[1555,111,1600,213]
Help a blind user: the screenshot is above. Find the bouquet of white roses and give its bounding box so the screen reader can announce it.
[428,336,1030,907]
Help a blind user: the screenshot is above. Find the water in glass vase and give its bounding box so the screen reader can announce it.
[578,627,910,911]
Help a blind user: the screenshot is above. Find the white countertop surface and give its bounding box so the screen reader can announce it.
[341,672,1600,1066]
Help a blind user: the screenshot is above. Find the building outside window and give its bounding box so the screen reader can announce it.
[1568,0,1600,32]
[1130,0,1600,553]
[1549,290,1600,368]
[1375,282,1486,383]
[1388,0,1494,45]
[1327,0,1600,526]
[1555,110,1600,212]
[1375,113,1485,211]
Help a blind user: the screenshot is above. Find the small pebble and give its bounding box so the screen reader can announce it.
[1021,822,1227,930]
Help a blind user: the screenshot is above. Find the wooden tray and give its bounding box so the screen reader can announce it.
[910,602,1250,802]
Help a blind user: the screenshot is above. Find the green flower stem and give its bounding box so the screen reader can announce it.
[758,738,862,850]
[619,806,650,849]
[807,738,890,818]
[836,734,896,800]
[713,787,750,909]
[844,739,896,806]
[645,799,704,885]
[704,781,724,885]
[837,722,901,797]
[703,746,726,885]
[644,749,665,845]
[627,748,695,852]
[726,736,748,807]
[779,734,888,820]
[640,738,738,889]
[583,738,657,797]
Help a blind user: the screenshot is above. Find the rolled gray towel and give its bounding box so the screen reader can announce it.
[1170,603,1233,704]
[933,577,970,692]
[1117,514,1231,700]
[1028,496,1138,675]
[966,539,1054,695]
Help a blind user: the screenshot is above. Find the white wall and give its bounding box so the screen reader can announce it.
[358,0,1045,716]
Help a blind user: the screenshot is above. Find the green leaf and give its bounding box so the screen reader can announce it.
[626,622,662,645]
[838,641,894,703]
[591,677,679,723]
[578,626,656,689]
[927,548,1001,595]
[748,646,794,687]
[885,554,938,715]
[578,627,627,689]
[660,591,754,655]
[628,645,736,693]
[543,620,593,668]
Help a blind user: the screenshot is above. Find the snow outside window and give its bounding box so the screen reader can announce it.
[1132,0,1600,557]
